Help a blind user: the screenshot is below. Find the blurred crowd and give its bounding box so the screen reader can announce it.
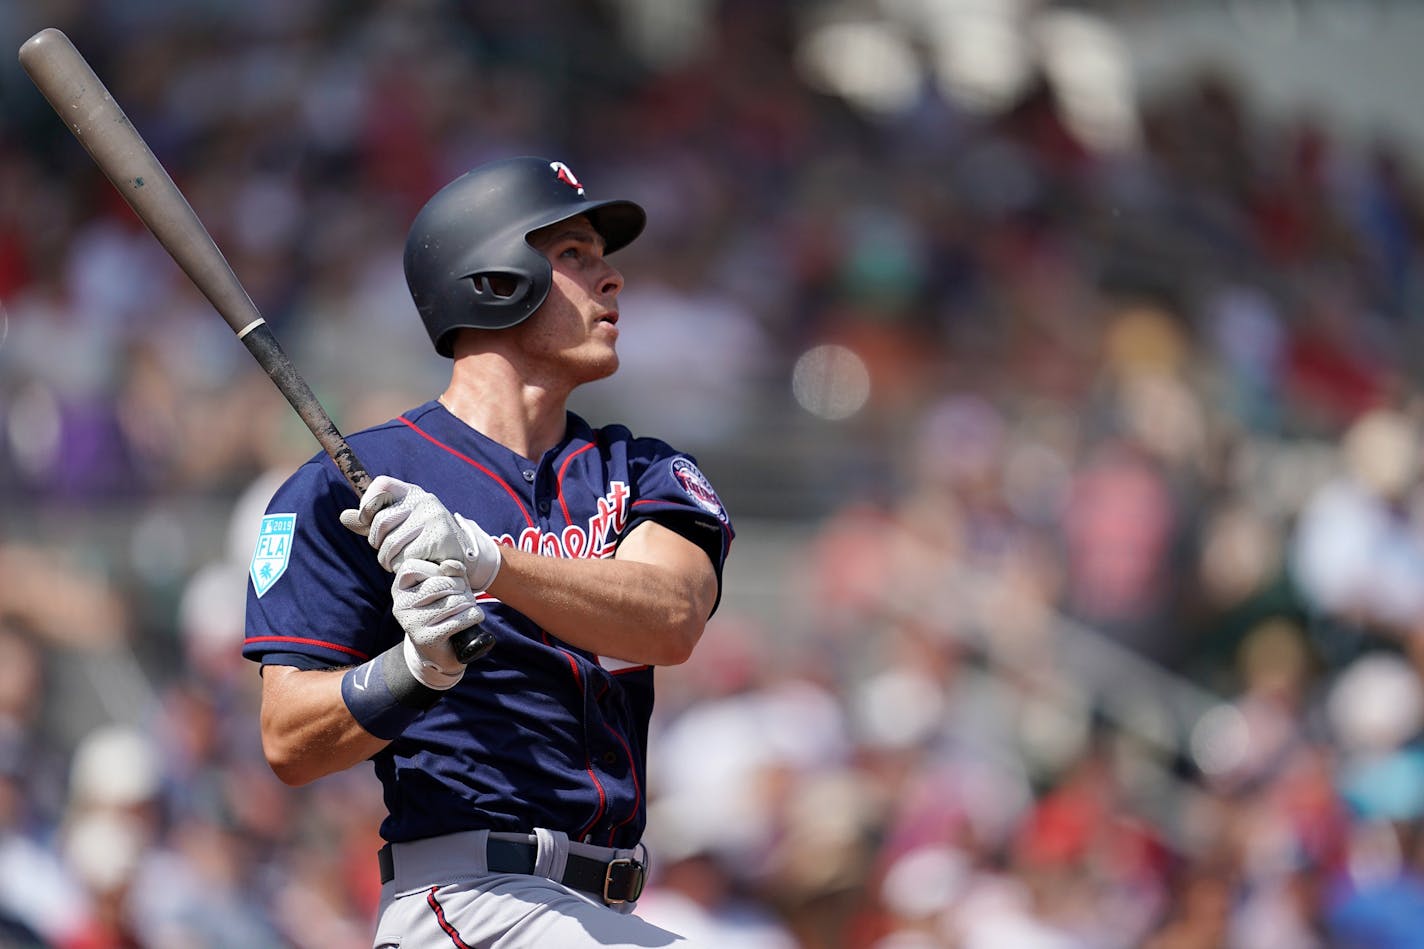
[4,1,1424,946]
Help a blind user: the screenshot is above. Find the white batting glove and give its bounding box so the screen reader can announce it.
[392,558,485,690]
[340,475,502,592]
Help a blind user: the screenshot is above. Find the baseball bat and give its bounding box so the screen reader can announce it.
[19,27,494,664]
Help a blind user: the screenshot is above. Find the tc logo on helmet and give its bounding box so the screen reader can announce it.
[550,161,585,195]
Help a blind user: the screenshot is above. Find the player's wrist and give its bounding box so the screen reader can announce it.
[455,513,502,592]
[402,636,465,691]
[340,642,447,740]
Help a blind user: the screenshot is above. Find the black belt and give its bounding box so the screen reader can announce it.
[377,837,647,905]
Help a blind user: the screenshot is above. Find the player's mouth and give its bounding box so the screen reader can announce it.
[594,310,620,337]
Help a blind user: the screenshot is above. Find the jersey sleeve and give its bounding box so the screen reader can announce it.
[242,459,395,669]
[621,443,735,612]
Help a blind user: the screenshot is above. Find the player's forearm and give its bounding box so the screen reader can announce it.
[488,545,712,666]
[260,665,390,785]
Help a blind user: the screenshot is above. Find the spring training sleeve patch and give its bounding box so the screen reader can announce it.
[243,456,393,669]
[250,513,296,597]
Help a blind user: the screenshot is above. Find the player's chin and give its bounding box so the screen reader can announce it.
[594,352,619,380]
[571,349,619,385]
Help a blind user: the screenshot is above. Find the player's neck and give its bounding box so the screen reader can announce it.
[440,357,571,461]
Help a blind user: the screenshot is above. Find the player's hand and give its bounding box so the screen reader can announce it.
[340,475,502,592]
[392,558,485,689]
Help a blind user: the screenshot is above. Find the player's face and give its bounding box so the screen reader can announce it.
[513,217,625,387]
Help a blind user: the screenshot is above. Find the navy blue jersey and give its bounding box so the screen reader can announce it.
[243,401,733,847]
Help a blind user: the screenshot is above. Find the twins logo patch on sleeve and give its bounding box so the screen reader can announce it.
[250,513,296,597]
[671,458,727,522]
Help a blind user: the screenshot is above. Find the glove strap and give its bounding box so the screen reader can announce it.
[456,513,502,592]
[340,643,444,741]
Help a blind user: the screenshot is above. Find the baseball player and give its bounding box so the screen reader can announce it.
[243,157,733,947]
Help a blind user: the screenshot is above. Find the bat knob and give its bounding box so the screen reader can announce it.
[452,627,496,664]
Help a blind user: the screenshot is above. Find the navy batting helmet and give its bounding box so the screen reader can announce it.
[404,156,646,357]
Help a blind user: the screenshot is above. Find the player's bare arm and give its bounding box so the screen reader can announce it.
[491,519,719,666]
[259,664,389,785]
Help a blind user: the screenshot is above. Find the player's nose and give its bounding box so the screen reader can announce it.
[598,261,624,298]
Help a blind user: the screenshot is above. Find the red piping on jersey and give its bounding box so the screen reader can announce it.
[245,635,370,661]
[556,441,598,524]
[545,632,609,840]
[577,757,609,842]
[398,417,536,529]
[547,633,584,690]
[425,887,474,949]
[602,723,643,848]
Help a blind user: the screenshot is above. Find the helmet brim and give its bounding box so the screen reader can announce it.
[584,199,646,254]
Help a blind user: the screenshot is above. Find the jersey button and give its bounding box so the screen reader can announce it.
[521,470,535,482]
[601,751,619,766]
[538,500,551,516]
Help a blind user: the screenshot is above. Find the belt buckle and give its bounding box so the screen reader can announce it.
[602,857,646,905]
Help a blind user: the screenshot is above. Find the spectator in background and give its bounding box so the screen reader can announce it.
[1290,406,1424,666]
[0,627,87,948]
